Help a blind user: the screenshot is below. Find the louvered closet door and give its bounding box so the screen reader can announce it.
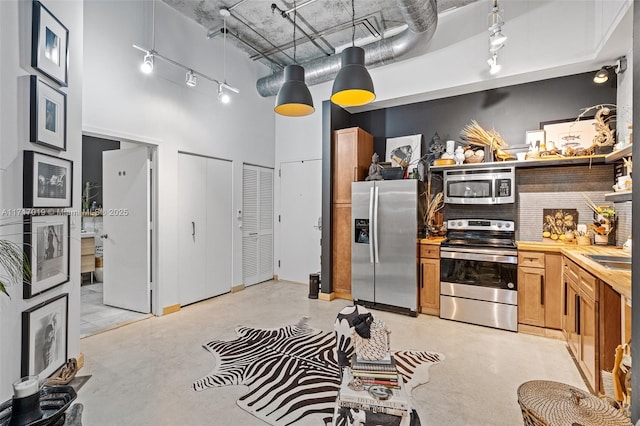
[242,165,274,286]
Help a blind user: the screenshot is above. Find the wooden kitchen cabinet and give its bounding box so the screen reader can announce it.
[419,244,440,316]
[517,251,563,332]
[81,235,96,282]
[332,204,352,296]
[331,127,373,297]
[333,127,373,204]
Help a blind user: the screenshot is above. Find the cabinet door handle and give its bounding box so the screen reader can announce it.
[192,221,196,237]
[420,263,424,289]
[563,282,567,315]
[353,166,357,182]
[575,294,580,335]
[540,275,545,305]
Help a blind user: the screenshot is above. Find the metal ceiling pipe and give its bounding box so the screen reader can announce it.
[256,0,437,97]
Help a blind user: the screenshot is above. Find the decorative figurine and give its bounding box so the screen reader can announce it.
[365,152,383,181]
[454,146,465,165]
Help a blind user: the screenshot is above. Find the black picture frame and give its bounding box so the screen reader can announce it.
[31,1,69,87]
[24,150,73,208]
[23,214,70,299]
[21,293,68,379]
[30,75,67,151]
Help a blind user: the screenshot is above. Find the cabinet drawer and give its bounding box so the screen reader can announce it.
[518,251,545,268]
[564,259,580,284]
[81,237,95,255]
[579,269,597,301]
[420,245,440,259]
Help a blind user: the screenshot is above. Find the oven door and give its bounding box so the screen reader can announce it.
[440,248,517,291]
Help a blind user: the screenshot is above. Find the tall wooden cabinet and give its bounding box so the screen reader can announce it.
[331,127,373,297]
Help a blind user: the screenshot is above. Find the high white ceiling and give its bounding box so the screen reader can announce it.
[163,0,479,71]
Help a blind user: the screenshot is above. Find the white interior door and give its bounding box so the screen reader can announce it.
[205,157,232,297]
[242,165,273,286]
[178,154,207,306]
[279,160,321,284]
[102,146,150,313]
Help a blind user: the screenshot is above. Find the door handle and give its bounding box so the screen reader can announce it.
[373,186,379,264]
[563,282,567,315]
[100,234,108,239]
[540,275,545,306]
[353,167,357,182]
[575,294,580,334]
[420,263,424,289]
[192,221,195,237]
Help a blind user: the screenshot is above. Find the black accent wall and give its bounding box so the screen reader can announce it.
[81,135,120,207]
[350,71,617,160]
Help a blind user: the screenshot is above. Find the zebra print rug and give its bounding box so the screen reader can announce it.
[193,318,443,426]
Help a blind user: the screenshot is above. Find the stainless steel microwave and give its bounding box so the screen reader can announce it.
[443,166,515,204]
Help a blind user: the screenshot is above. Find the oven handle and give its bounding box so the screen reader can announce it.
[440,250,517,264]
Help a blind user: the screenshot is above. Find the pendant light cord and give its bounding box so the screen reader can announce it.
[152,0,156,50]
[223,15,227,81]
[293,0,297,63]
[351,0,355,46]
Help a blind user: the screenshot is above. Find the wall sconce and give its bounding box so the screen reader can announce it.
[593,56,627,85]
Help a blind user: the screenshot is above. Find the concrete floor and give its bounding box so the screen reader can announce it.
[76,280,586,425]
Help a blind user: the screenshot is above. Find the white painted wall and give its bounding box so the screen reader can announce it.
[82,0,275,313]
[0,0,83,400]
[272,0,632,281]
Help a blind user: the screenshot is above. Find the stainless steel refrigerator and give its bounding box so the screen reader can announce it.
[351,179,424,315]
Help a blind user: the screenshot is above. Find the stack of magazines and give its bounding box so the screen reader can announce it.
[337,367,410,418]
[350,353,399,389]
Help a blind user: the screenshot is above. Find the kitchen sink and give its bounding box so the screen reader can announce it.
[585,254,632,271]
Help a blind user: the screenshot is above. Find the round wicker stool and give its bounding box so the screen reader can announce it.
[517,380,631,426]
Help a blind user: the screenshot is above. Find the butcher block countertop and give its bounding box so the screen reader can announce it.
[418,237,445,245]
[518,241,631,300]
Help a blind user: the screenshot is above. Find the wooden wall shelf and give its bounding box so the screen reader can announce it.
[605,145,632,163]
[430,155,607,171]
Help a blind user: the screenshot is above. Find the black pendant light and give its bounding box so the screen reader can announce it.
[331,0,375,107]
[274,0,314,117]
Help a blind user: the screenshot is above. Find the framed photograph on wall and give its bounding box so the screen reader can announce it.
[31,1,69,87]
[30,75,67,151]
[24,151,73,208]
[541,117,597,153]
[23,214,70,298]
[525,130,546,151]
[21,293,68,379]
[385,134,422,168]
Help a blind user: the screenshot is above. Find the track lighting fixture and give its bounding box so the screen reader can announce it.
[488,53,501,75]
[218,85,231,104]
[593,56,627,85]
[140,53,154,74]
[331,0,375,107]
[487,0,506,74]
[186,70,197,87]
[274,0,314,116]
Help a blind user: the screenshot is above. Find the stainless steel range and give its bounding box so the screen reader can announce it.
[439,219,518,332]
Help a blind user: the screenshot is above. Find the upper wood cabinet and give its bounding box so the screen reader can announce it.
[333,127,373,204]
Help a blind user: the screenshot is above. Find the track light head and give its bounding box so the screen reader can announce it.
[218,85,231,104]
[489,30,507,47]
[593,66,611,84]
[140,53,154,74]
[186,70,197,87]
[488,54,501,75]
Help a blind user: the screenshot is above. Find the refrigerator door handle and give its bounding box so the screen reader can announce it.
[373,186,380,263]
[368,187,374,263]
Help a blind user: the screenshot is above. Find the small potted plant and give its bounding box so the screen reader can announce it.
[583,194,615,245]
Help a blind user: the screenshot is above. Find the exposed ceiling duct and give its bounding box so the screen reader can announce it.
[256,0,438,98]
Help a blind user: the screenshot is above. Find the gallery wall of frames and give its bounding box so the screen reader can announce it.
[20,0,72,381]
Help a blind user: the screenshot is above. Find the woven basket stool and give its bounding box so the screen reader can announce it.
[517,380,631,426]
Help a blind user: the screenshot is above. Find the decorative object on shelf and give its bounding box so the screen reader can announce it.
[365,153,383,181]
[21,293,68,379]
[31,1,69,87]
[541,209,578,243]
[30,76,66,151]
[460,120,514,161]
[453,146,465,165]
[8,375,43,425]
[540,116,598,156]
[23,215,70,298]
[463,148,485,164]
[23,151,73,208]
[526,129,546,153]
[425,192,445,237]
[0,385,77,426]
[429,132,445,160]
